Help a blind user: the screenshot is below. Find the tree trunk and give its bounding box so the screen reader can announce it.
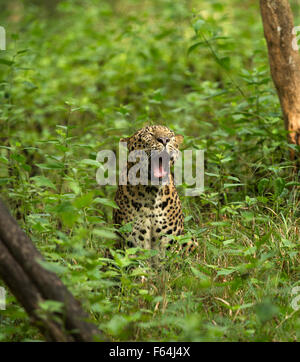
[0,199,106,342]
[260,0,300,161]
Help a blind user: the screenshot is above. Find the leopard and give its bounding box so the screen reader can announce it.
[113,125,191,257]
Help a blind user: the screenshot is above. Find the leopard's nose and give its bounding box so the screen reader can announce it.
[157,137,170,145]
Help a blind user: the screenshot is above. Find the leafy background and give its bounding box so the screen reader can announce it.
[0,0,299,341]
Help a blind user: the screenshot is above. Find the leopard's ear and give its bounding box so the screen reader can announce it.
[175,134,184,146]
[120,137,130,146]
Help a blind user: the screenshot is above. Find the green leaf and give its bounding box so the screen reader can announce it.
[31,176,56,190]
[93,197,119,209]
[93,229,118,239]
[216,268,235,276]
[193,19,206,33]
[54,201,78,227]
[0,156,8,164]
[274,177,285,197]
[80,159,101,167]
[0,58,14,66]
[258,178,269,194]
[187,41,205,55]
[255,299,279,324]
[190,266,211,287]
[37,259,67,275]
[240,211,255,222]
[38,300,64,313]
[74,192,94,209]
[37,161,64,169]
[224,183,245,188]
[217,56,230,70]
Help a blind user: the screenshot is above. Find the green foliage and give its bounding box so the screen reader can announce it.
[0,0,299,341]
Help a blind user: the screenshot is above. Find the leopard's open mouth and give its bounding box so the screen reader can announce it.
[154,157,167,178]
[149,151,170,181]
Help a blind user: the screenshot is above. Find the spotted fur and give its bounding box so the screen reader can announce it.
[113,125,186,256]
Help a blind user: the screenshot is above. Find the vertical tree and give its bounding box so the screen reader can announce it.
[260,0,300,162]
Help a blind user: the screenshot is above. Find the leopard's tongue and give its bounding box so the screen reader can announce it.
[153,161,167,178]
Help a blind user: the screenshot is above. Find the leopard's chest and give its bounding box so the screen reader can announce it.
[114,184,184,250]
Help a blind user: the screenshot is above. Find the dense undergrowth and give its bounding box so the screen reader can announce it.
[0,0,299,341]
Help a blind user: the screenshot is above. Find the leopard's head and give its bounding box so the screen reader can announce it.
[121,125,183,183]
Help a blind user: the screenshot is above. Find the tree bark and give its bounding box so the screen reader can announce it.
[260,0,300,160]
[0,199,106,342]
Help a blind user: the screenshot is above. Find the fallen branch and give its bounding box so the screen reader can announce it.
[0,199,106,342]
